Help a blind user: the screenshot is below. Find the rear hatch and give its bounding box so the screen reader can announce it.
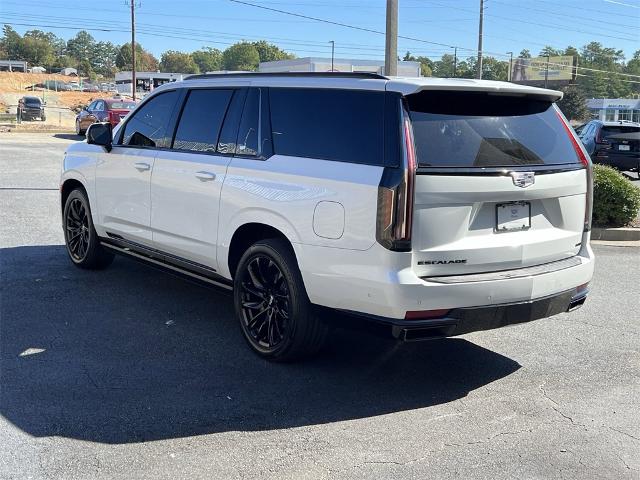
[407,90,588,277]
[601,127,640,156]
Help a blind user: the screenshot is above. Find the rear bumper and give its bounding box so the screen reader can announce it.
[345,287,588,341]
[593,153,640,170]
[297,240,594,321]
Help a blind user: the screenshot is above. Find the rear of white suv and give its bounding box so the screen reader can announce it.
[60,73,594,361]
[299,82,593,341]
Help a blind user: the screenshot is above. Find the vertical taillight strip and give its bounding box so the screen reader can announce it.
[555,106,593,232]
[375,99,416,251]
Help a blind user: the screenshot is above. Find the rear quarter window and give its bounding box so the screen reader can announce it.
[407,91,580,167]
[269,88,385,166]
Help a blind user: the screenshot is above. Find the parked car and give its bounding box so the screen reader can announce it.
[75,98,137,135]
[17,96,46,121]
[60,73,595,361]
[578,120,640,172]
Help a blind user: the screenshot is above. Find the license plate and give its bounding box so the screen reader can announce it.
[496,201,531,232]
[618,145,630,151]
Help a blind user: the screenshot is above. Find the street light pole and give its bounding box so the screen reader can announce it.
[130,1,137,100]
[544,55,550,88]
[329,40,335,71]
[477,0,484,79]
[384,0,398,76]
[453,47,458,77]
[507,51,513,82]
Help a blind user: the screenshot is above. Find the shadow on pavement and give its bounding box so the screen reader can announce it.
[0,245,520,444]
[53,133,84,141]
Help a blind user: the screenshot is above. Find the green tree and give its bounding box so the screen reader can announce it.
[539,46,562,57]
[116,42,159,71]
[557,85,589,121]
[92,41,118,76]
[1,25,23,59]
[66,31,95,63]
[403,51,433,77]
[519,49,532,59]
[624,50,640,95]
[191,47,222,72]
[251,40,294,63]
[160,50,199,73]
[21,30,56,66]
[222,42,260,71]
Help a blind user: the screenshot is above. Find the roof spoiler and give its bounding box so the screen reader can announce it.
[388,80,563,103]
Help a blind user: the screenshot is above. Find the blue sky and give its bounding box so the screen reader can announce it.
[2,0,639,63]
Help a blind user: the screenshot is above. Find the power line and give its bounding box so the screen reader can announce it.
[423,0,638,43]
[489,0,640,30]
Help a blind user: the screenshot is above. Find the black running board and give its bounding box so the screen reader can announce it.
[100,240,233,291]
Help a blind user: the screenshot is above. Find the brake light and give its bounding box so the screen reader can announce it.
[376,105,416,251]
[555,108,592,232]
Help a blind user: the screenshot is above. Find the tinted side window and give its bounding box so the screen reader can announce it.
[121,90,180,148]
[173,89,234,153]
[269,88,385,165]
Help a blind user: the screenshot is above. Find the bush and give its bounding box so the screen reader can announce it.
[592,164,640,227]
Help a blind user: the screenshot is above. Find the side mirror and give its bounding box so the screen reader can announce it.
[86,122,113,152]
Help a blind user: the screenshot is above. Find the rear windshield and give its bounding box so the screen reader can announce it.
[109,102,136,110]
[602,126,639,138]
[407,91,579,168]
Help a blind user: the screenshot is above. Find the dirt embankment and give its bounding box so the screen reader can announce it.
[0,72,99,109]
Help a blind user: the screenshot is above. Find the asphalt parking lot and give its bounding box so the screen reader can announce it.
[0,132,639,480]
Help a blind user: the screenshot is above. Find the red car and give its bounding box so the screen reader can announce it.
[75,98,137,135]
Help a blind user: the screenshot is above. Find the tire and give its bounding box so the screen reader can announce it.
[233,238,328,362]
[75,119,85,136]
[63,188,114,270]
[41,115,46,122]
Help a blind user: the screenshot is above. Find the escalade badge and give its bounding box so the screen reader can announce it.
[510,171,535,188]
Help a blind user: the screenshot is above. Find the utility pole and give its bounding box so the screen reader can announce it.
[453,47,458,77]
[544,54,550,88]
[130,1,137,100]
[384,0,398,76]
[477,0,484,79]
[329,40,335,71]
[507,51,513,82]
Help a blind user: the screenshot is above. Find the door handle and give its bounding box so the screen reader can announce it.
[134,162,151,171]
[195,171,216,181]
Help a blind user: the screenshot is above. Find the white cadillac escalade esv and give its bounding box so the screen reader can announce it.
[60,72,594,361]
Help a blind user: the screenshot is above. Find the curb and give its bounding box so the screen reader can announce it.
[591,227,640,241]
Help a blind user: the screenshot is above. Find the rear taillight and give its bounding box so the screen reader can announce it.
[555,107,592,232]
[376,106,416,251]
[108,111,120,126]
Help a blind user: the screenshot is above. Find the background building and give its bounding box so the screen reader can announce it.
[587,98,640,123]
[115,71,186,95]
[259,57,421,77]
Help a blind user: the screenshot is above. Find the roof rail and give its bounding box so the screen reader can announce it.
[184,71,388,81]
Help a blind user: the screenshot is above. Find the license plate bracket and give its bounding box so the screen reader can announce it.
[495,201,531,232]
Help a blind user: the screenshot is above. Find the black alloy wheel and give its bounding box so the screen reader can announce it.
[239,254,291,351]
[65,197,90,262]
[63,189,113,269]
[234,238,328,361]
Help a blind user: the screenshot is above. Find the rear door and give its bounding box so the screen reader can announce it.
[407,90,588,277]
[150,87,244,270]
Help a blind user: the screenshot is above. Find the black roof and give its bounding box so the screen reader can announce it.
[185,71,387,81]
